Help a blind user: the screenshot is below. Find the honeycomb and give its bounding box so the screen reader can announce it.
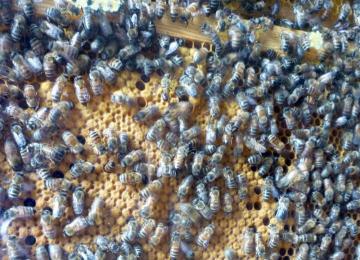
[2,2,359,260]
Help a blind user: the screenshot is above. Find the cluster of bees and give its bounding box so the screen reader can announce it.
[0,0,360,259]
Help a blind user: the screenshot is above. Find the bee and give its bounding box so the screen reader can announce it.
[195,181,208,204]
[3,205,35,219]
[72,186,85,215]
[236,174,248,200]
[52,192,67,219]
[10,14,26,42]
[223,192,233,215]
[48,100,74,125]
[209,186,220,213]
[258,157,273,177]
[297,218,316,235]
[196,224,215,249]
[346,199,360,210]
[165,101,193,120]
[275,195,290,221]
[101,127,119,153]
[233,134,244,158]
[173,144,188,171]
[140,179,163,198]
[12,53,33,81]
[118,132,130,159]
[155,0,166,19]
[61,130,83,154]
[224,248,238,260]
[296,243,309,260]
[6,235,28,260]
[121,217,138,243]
[297,234,317,243]
[177,175,194,199]
[7,174,24,199]
[69,159,95,178]
[169,231,181,259]
[146,119,166,142]
[121,150,145,167]
[10,123,27,150]
[323,178,334,202]
[243,227,255,255]
[35,167,50,180]
[108,57,123,72]
[25,50,43,76]
[283,108,296,130]
[88,130,107,155]
[40,20,64,40]
[182,125,201,143]
[73,76,90,105]
[40,209,57,239]
[210,145,226,165]
[262,176,274,202]
[133,105,160,123]
[36,245,50,260]
[104,159,116,173]
[43,52,58,80]
[139,195,156,219]
[222,167,236,189]
[253,232,266,258]
[149,222,168,246]
[203,123,216,155]
[159,73,171,101]
[193,47,208,65]
[267,134,285,154]
[48,244,64,260]
[138,218,156,239]
[193,198,213,220]
[4,136,23,171]
[244,137,266,154]
[133,163,156,181]
[95,60,117,86]
[86,69,104,96]
[87,196,104,225]
[44,178,72,194]
[268,224,280,249]
[63,216,89,237]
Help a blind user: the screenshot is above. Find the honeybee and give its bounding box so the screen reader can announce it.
[170,231,181,259]
[121,150,145,167]
[4,136,23,171]
[74,76,91,105]
[268,224,280,249]
[72,186,85,215]
[243,227,255,256]
[62,130,84,154]
[104,159,116,173]
[178,175,194,199]
[138,218,156,239]
[69,160,95,178]
[223,167,236,189]
[121,217,138,243]
[10,14,26,42]
[146,119,167,142]
[41,209,57,239]
[63,216,89,237]
[48,100,74,125]
[267,134,285,153]
[255,232,266,258]
[236,174,248,200]
[6,235,28,260]
[88,69,104,96]
[12,53,33,81]
[48,244,64,260]
[36,245,50,260]
[223,192,233,215]
[44,178,72,194]
[193,198,213,220]
[88,130,107,155]
[25,50,43,76]
[160,73,171,101]
[133,105,160,123]
[196,224,215,249]
[87,196,104,225]
[149,223,168,246]
[275,195,290,221]
[10,122,27,149]
[209,186,220,213]
[3,205,35,219]
[119,172,143,185]
[191,151,204,177]
[51,74,68,103]
[140,179,163,198]
[111,91,138,108]
[52,192,67,219]
[40,20,64,40]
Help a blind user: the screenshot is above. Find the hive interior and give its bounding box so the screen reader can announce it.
[2,0,360,259]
